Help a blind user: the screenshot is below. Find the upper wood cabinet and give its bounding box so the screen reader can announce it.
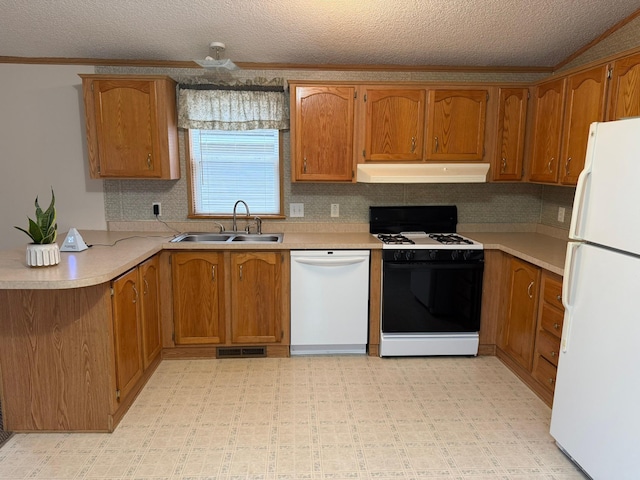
[80,74,180,180]
[608,52,640,121]
[230,252,283,344]
[291,85,356,182]
[559,65,609,185]
[172,252,225,345]
[362,87,426,162]
[528,78,566,183]
[493,88,528,181]
[426,89,488,161]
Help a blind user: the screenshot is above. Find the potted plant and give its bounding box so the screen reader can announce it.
[15,189,60,267]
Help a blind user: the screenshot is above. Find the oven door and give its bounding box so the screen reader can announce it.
[382,260,484,334]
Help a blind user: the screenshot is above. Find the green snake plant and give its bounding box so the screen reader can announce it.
[14,189,58,244]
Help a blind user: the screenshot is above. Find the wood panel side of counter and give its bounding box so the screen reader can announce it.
[479,250,507,355]
[0,285,114,432]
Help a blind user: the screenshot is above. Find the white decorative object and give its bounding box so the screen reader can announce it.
[60,228,88,252]
[26,243,60,267]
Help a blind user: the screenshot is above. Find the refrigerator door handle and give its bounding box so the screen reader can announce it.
[569,126,597,240]
[561,241,581,352]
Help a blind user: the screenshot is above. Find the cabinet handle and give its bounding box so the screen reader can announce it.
[147,153,152,169]
[527,281,534,298]
[239,265,243,280]
[410,136,416,153]
[553,322,560,330]
[547,158,554,173]
[132,284,138,303]
[556,294,561,302]
[501,157,507,173]
[434,136,439,152]
[303,157,307,174]
[548,378,555,385]
[565,157,572,176]
[143,278,149,295]
[551,351,557,357]
[211,265,215,281]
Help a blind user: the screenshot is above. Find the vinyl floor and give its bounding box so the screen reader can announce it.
[0,355,586,479]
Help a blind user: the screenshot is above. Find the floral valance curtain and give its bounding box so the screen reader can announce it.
[177,78,289,131]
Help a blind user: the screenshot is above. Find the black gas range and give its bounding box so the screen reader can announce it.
[370,206,484,357]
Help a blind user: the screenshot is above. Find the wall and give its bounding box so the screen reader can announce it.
[102,65,568,231]
[0,64,106,249]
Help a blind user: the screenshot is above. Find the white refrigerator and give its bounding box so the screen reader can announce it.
[550,117,640,479]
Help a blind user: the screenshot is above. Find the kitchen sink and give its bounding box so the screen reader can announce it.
[171,232,283,243]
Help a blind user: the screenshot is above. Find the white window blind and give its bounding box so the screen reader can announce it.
[189,129,280,215]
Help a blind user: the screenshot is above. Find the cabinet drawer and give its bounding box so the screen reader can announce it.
[536,329,560,366]
[542,276,563,310]
[533,355,557,393]
[539,303,564,338]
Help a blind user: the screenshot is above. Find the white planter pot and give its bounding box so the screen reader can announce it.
[26,243,60,267]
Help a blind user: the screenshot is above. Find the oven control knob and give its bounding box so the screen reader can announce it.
[405,250,415,261]
[429,250,438,260]
[451,250,463,260]
[393,251,403,261]
[463,250,472,260]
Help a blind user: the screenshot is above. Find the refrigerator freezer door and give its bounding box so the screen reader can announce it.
[551,242,640,479]
[570,118,640,256]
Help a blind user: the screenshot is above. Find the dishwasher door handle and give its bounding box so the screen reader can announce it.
[293,257,367,267]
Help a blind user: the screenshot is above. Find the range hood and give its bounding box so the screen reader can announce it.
[356,163,490,183]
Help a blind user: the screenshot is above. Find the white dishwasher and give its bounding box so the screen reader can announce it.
[290,250,370,355]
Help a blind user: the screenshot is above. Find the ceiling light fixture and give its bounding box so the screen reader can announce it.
[194,41,239,70]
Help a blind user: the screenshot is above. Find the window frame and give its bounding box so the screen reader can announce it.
[185,129,285,219]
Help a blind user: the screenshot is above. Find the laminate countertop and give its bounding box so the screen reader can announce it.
[0,230,568,289]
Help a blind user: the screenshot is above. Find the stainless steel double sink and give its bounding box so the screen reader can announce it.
[170,232,283,243]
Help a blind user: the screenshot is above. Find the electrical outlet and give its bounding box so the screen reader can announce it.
[290,203,304,217]
[557,206,565,223]
[153,202,161,216]
[331,204,339,217]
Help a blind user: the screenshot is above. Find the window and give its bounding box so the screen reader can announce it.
[187,129,282,217]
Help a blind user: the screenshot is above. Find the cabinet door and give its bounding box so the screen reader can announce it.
[363,88,426,161]
[111,268,143,403]
[529,78,566,183]
[608,52,640,121]
[559,65,609,185]
[172,252,225,345]
[230,252,282,344]
[500,257,540,371]
[139,255,161,369]
[92,79,160,178]
[426,89,487,161]
[293,86,355,182]
[493,88,528,181]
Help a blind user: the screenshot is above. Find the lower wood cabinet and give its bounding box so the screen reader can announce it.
[111,255,163,404]
[496,254,563,406]
[171,250,288,351]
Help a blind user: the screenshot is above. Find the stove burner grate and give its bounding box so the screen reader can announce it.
[428,233,474,245]
[377,233,415,245]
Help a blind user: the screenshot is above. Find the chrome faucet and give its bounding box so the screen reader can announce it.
[232,200,250,232]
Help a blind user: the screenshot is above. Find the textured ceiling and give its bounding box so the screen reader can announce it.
[1,0,639,68]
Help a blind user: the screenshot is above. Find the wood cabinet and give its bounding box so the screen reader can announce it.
[170,251,287,350]
[111,268,144,403]
[139,255,162,369]
[499,257,541,371]
[492,88,528,181]
[559,65,609,185]
[362,87,426,161]
[426,89,488,161]
[80,74,180,180]
[529,78,566,183]
[532,272,564,399]
[291,85,356,182]
[230,252,283,344]
[608,52,640,121]
[172,252,225,345]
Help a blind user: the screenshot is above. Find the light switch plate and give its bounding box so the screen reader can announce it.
[290,203,304,217]
[331,204,339,217]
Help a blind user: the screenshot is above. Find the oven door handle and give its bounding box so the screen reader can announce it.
[385,262,484,270]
